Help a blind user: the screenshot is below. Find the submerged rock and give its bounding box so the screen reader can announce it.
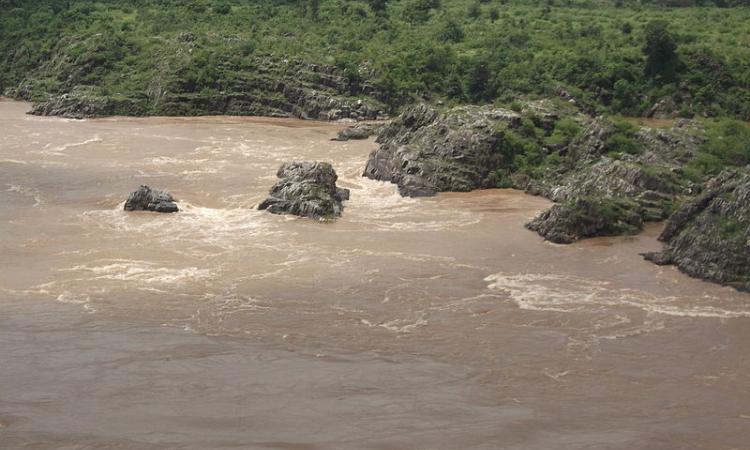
[642,169,750,292]
[333,123,382,141]
[259,161,349,220]
[124,185,179,213]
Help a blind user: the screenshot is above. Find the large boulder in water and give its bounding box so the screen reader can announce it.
[124,185,179,213]
[362,103,524,197]
[642,169,750,292]
[258,161,350,220]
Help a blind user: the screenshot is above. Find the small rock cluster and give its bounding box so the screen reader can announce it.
[124,185,179,213]
[258,161,349,220]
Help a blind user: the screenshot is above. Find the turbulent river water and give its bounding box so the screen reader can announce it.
[1,98,749,449]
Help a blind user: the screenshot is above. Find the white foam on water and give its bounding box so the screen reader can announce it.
[81,202,283,250]
[359,312,428,333]
[485,272,750,319]
[61,260,212,286]
[5,184,44,207]
[33,137,102,157]
[343,178,482,231]
[56,291,90,305]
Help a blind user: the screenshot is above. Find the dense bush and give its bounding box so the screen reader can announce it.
[0,0,749,119]
[687,119,750,177]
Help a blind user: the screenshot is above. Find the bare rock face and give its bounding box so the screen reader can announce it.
[124,185,179,213]
[643,169,750,292]
[258,162,349,220]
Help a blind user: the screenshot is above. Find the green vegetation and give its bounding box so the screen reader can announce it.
[1,0,749,119]
[687,119,750,178]
[563,196,644,237]
[604,120,641,157]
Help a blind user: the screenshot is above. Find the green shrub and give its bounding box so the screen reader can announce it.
[687,119,750,177]
[605,120,641,156]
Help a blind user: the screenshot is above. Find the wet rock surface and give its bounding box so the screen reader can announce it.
[643,169,750,292]
[259,162,349,220]
[124,185,179,213]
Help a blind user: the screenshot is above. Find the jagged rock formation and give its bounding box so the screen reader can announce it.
[643,169,750,291]
[364,103,707,241]
[124,185,179,213]
[363,104,525,197]
[259,162,350,220]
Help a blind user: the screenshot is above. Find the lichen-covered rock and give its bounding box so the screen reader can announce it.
[526,196,644,243]
[363,104,525,197]
[643,169,750,292]
[259,162,349,220]
[124,185,179,213]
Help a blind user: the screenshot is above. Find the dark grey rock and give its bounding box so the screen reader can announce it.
[259,161,349,220]
[124,185,179,213]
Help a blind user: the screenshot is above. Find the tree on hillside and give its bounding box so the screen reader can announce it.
[643,20,680,81]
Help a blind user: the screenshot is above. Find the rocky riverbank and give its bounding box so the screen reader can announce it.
[643,169,750,292]
[364,102,700,236]
[363,102,748,289]
[12,55,387,121]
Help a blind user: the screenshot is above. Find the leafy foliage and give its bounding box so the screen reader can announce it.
[0,0,749,119]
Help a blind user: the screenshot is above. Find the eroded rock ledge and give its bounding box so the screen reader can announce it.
[23,58,387,121]
[643,169,750,292]
[259,161,349,220]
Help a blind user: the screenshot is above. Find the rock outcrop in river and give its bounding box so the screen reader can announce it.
[363,103,524,197]
[124,185,179,213]
[259,162,349,220]
[363,102,750,289]
[643,169,750,292]
[364,103,701,241]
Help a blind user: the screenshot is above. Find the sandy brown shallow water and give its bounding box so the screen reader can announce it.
[1,99,750,449]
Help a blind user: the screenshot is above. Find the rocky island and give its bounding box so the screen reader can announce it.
[259,161,350,220]
[124,185,179,213]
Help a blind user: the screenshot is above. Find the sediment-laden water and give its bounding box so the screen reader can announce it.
[1,99,749,449]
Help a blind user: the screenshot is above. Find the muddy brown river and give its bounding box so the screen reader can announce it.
[1,99,749,449]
